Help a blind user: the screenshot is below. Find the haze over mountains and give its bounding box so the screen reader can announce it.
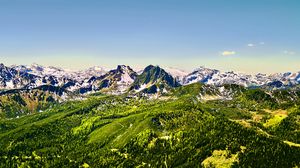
[1,63,300,95]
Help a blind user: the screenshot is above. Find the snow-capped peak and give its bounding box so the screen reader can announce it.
[3,62,300,95]
[164,67,188,82]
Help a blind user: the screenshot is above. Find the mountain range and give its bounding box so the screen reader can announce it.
[1,63,300,97]
[1,62,300,167]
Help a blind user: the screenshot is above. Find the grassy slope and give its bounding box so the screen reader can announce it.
[0,84,299,167]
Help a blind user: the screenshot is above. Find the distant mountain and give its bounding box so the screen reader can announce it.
[8,63,110,93]
[182,67,260,87]
[182,67,219,85]
[0,63,40,89]
[78,66,107,80]
[12,63,64,77]
[164,67,188,82]
[11,63,107,81]
[9,64,81,91]
[183,66,300,88]
[2,63,300,96]
[130,65,180,94]
[79,65,137,94]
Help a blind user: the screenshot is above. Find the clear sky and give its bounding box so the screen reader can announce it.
[0,0,299,74]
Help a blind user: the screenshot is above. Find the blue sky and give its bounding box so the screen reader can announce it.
[0,0,299,73]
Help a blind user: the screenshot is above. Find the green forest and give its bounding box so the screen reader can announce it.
[0,83,300,167]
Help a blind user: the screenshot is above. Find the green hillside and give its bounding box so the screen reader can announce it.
[0,85,69,118]
[0,84,300,167]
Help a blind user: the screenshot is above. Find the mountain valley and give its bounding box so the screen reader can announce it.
[0,63,300,167]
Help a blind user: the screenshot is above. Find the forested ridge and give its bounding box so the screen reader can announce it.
[0,83,300,167]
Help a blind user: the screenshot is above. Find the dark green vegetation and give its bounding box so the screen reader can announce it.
[0,83,300,167]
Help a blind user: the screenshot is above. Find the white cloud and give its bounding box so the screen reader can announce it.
[247,42,265,47]
[283,50,295,55]
[221,51,236,56]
